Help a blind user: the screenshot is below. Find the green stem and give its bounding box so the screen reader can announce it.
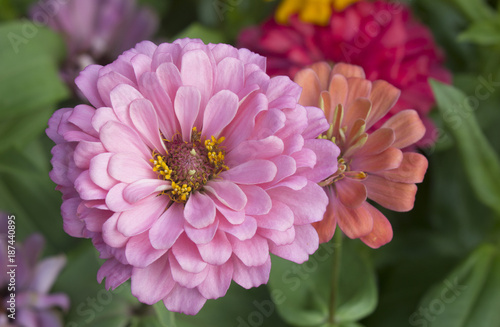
[328,229,343,325]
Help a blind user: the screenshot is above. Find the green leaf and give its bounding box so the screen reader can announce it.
[174,22,226,44]
[431,80,500,217]
[0,20,68,152]
[446,0,494,22]
[459,21,500,45]
[412,244,500,327]
[268,239,377,326]
[154,302,176,327]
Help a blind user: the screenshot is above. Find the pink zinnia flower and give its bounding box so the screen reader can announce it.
[238,0,451,145]
[1,214,69,327]
[30,0,158,90]
[294,62,428,248]
[47,38,339,314]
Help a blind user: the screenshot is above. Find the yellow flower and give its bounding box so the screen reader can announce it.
[275,0,361,25]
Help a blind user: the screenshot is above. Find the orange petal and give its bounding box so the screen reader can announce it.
[376,152,428,183]
[345,77,372,110]
[336,200,373,239]
[351,147,403,173]
[366,80,400,129]
[336,178,367,208]
[356,128,395,157]
[328,73,348,109]
[360,203,393,249]
[343,98,371,132]
[294,68,321,107]
[309,61,332,90]
[381,110,426,149]
[363,175,417,212]
[331,63,366,79]
[313,186,337,243]
[321,91,334,124]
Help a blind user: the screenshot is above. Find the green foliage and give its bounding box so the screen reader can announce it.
[431,80,500,217]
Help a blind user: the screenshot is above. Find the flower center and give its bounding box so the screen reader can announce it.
[150,128,228,203]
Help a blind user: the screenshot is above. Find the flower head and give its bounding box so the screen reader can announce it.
[238,0,451,146]
[275,0,361,25]
[294,62,428,248]
[1,214,69,327]
[47,38,339,314]
[30,0,158,90]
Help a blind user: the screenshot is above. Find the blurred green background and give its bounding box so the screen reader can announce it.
[1,0,500,326]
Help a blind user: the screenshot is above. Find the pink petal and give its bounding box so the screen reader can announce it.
[258,226,295,246]
[109,83,143,124]
[219,215,257,241]
[363,175,418,212]
[138,72,178,139]
[197,230,232,265]
[184,191,216,229]
[75,64,105,108]
[91,106,119,133]
[156,62,182,103]
[254,200,293,231]
[226,136,284,167]
[184,218,219,245]
[299,139,340,183]
[336,178,367,208]
[180,49,214,120]
[106,183,135,212]
[100,121,150,159]
[174,85,201,141]
[269,224,319,264]
[172,234,208,273]
[61,198,85,237]
[204,180,247,211]
[101,213,129,248]
[214,57,244,94]
[168,252,209,288]
[73,141,105,170]
[107,152,156,183]
[123,179,169,204]
[163,284,207,315]
[131,256,175,304]
[336,201,373,239]
[31,255,66,293]
[129,99,165,152]
[360,203,393,249]
[125,232,167,268]
[381,109,426,149]
[266,76,301,104]
[198,263,234,300]
[214,199,245,225]
[74,170,106,200]
[149,202,185,250]
[228,234,269,267]
[221,159,277,185]
[97,259,132,290]
[117,195,166,237]
[202,90,239,138]
[376,152,428,183]
[232,256,271,289]
[89,153,117,190]
[239,185,272,216]
[268,181,328,225]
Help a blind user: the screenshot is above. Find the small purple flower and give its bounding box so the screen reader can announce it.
[30,0,159,90]
[1,214,69,327]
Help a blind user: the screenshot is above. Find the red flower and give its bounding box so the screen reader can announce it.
[238,0,451,146]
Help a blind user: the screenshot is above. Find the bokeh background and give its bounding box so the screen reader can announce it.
[1,0,500,326]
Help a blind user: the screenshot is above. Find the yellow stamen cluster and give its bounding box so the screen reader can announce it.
[205,135,229,170]
[171,181,192,202]
[151,154,172,179]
